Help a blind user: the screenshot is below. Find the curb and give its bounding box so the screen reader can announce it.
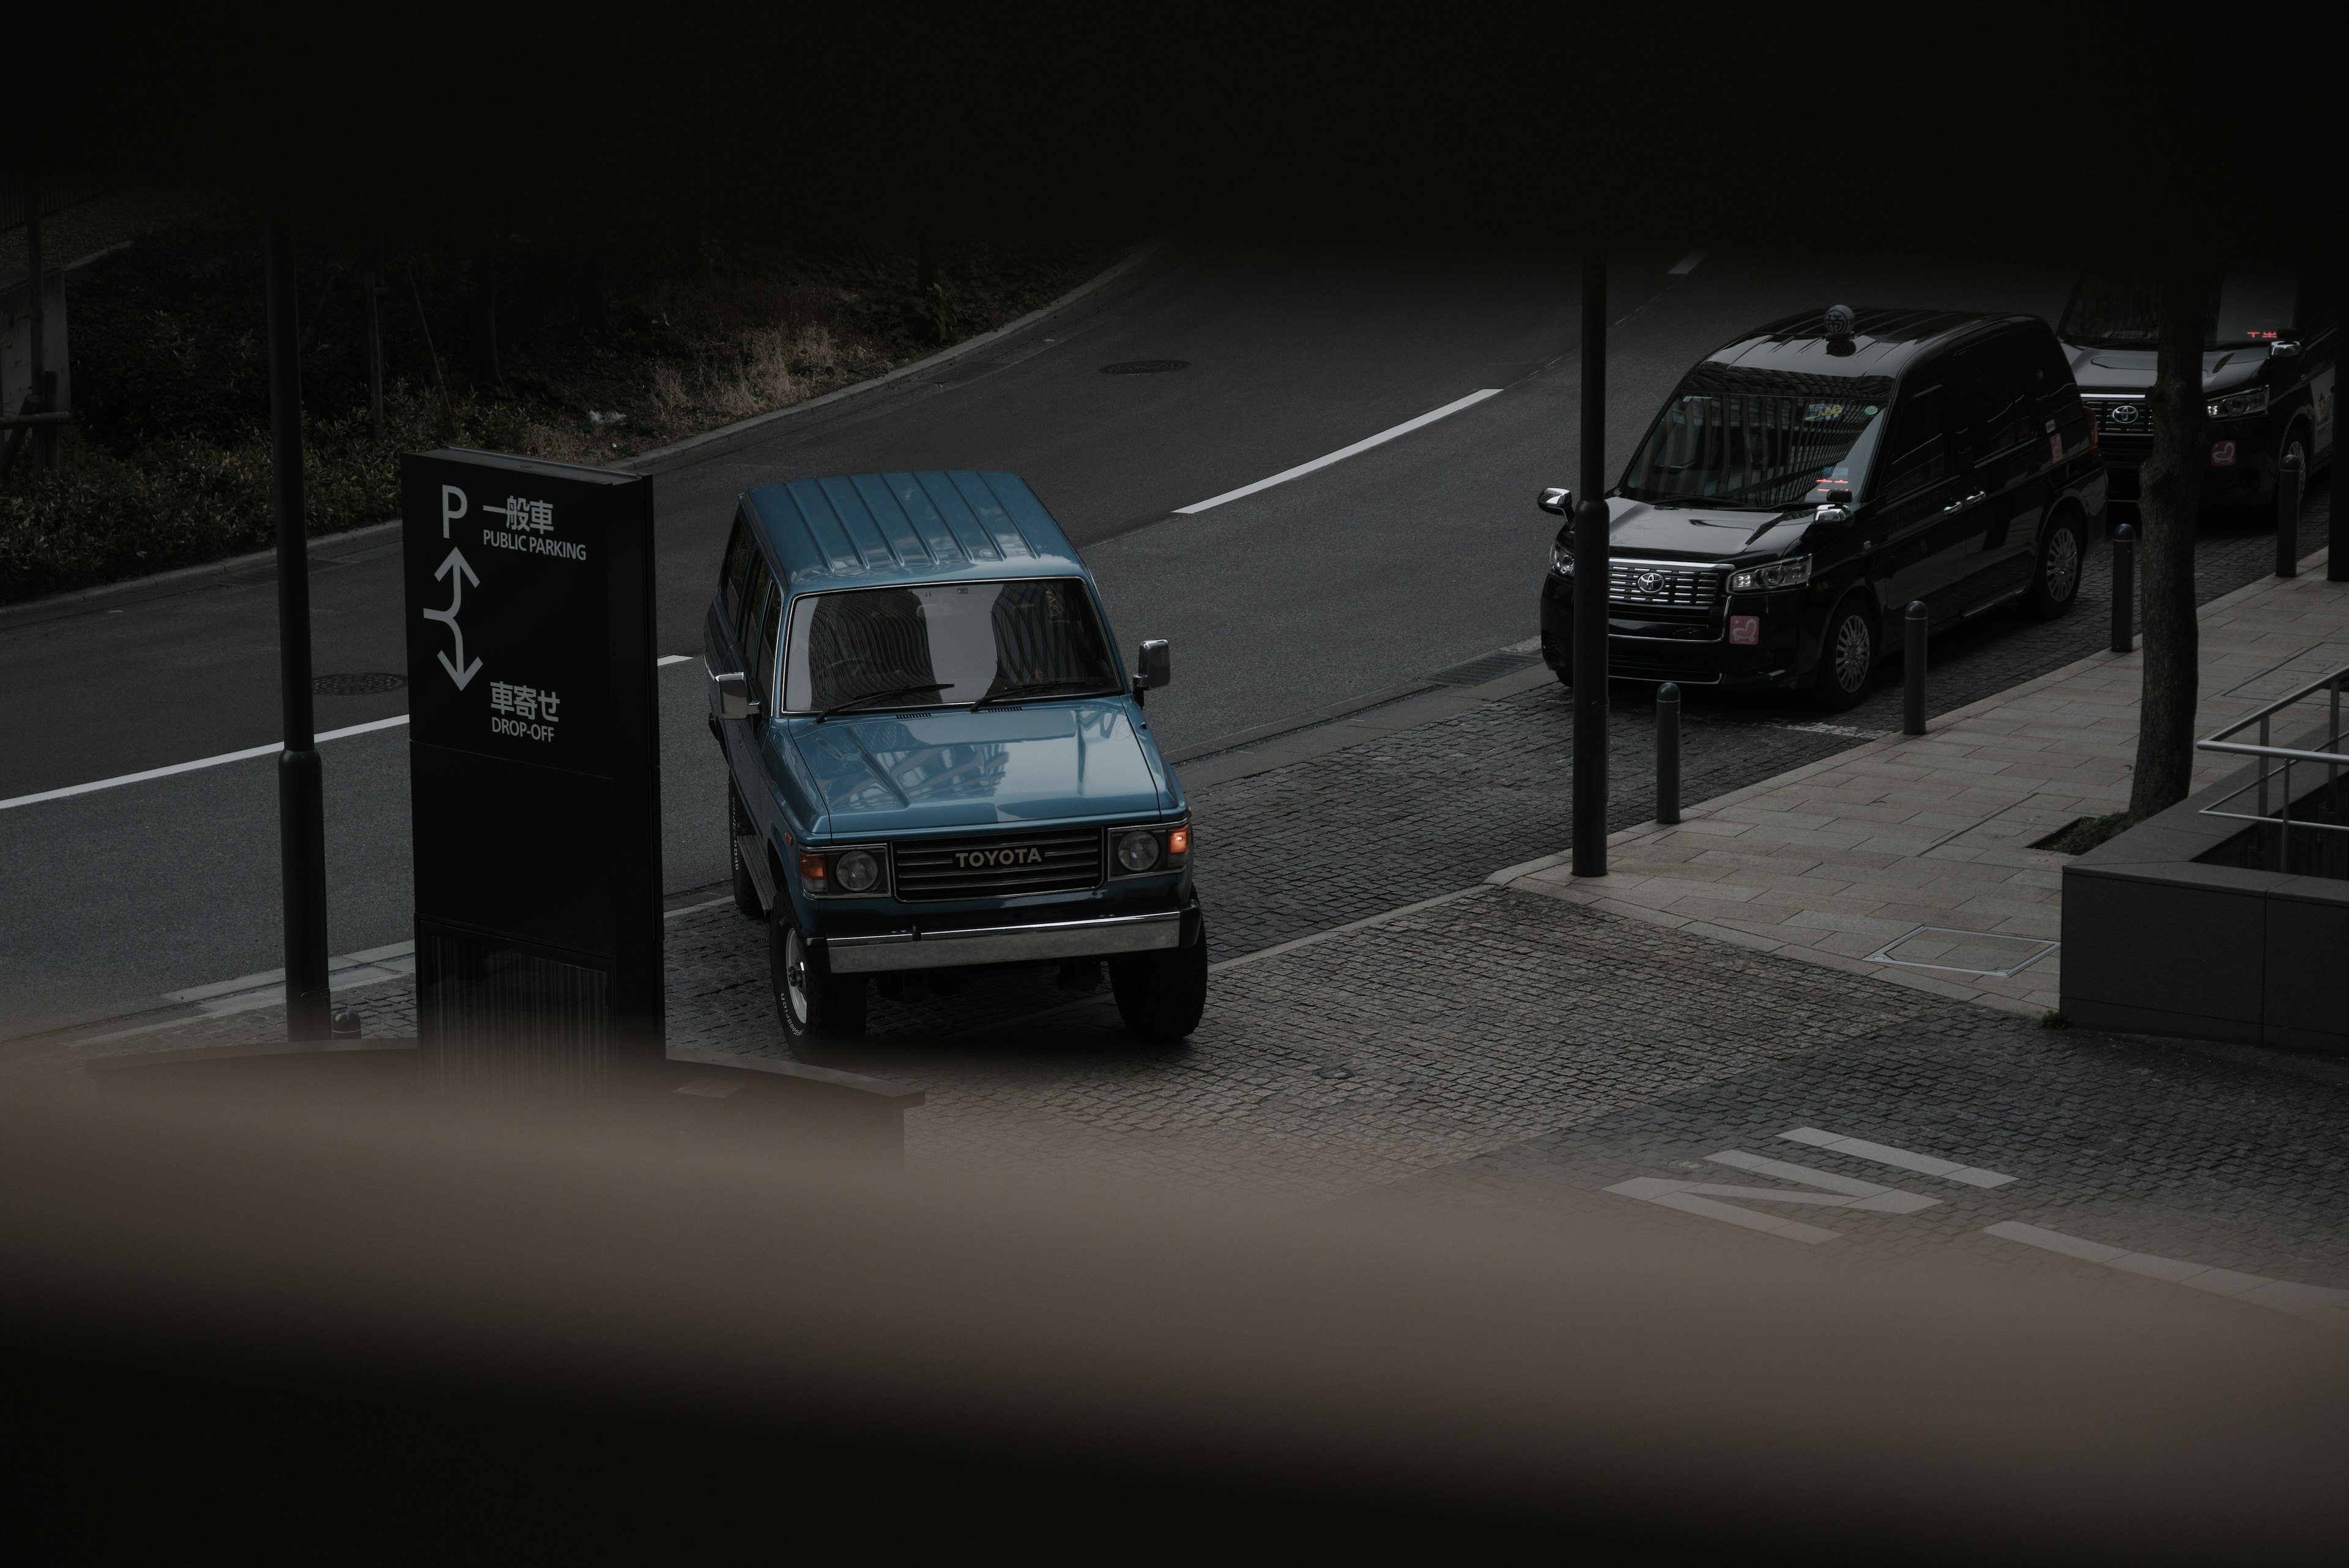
[0,240,1170,633]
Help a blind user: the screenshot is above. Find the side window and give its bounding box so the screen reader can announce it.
[1874,380,1950,500]
[746,579,784,708]
[738,557,777,699]
[719,515,758,630]
[1954,345,2037,460]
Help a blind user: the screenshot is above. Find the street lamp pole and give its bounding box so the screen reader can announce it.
[263,199,332,1040]
[1572,244,1609,877]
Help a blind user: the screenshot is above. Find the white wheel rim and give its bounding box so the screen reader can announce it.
[2045,528,2080,600]
[1833,615,1871,691]
[784,927,811,1025]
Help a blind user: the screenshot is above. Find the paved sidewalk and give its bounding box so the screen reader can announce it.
[1495,548,2348,1016]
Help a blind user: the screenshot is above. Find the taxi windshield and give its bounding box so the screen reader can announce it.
[1620,369,1894,509]
[2059,274,2296,349]
[781,576,1123,715]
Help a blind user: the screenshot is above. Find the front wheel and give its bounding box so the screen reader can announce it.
[770,913,866,1053]
[1804,594,1876,712]
[2021,512,2084,619]
[1109,921,1208,1042]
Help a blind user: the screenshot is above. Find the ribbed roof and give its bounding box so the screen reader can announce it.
[1707,308,2028,380]
[746,471,1082,589]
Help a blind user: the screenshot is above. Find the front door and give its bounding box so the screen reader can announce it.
[1948,338,2046,610]
[1870,370,1970,622]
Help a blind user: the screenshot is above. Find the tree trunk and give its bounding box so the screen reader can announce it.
[2129,270,2211,820]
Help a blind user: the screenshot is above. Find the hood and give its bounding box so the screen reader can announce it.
[1596,497,1803,560]
[2065,344,2267,397]
[787,700,1170,834]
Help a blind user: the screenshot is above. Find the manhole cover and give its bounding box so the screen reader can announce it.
[1866,926,2058,979]
[1315,1066,1354,1080]
[1099,360,1191,375]
[312,672,406,696]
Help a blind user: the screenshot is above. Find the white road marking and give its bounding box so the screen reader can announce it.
[1173,388,1503,515]
[1607,1150,1941,1244]
[1780,1127,2017,1188]
[1669,249,1708,277]
[1,655,705,814]
[1984,1222,2349,1328]
[0,715,412,813]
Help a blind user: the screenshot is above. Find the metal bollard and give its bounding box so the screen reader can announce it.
[2277,450,2304,579]
[1902,600,1927,737]
[2110,524,2135,654]
[1655,682,1680,825]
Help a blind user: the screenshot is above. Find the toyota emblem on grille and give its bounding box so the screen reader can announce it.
[1635,569,1666,595]
[955,847,1044,868]
[2107,404,2142,426]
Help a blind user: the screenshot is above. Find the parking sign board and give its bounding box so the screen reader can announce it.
[400,449,662,1082]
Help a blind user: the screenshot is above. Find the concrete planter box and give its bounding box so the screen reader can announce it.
[2061,754,2349,1053]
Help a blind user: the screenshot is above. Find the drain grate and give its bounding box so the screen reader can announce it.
[1099,360,1191,375]
[313,672,406,696]
[1866,926,2058,979]
[1428,650,1545,687]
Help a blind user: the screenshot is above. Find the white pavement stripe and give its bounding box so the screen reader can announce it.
[2,653,707,814]
[1669,250,1708,276]
[1780,1127,2017,1188]
[1173,388,1502,515]
[1984,1221,2349,1328]
[0,715,412,812]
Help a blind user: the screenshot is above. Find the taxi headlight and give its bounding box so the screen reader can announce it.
[1728,555,1813,594]
[2206,385,2269,421]
[834,849,881,893]
[1116,830,1162,872]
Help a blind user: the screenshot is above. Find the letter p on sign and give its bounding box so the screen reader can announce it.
[442,485,469,538]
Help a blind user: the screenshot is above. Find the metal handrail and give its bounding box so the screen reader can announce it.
[2194,663,2348,853]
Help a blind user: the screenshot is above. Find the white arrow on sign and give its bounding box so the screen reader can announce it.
[421,547,482,689]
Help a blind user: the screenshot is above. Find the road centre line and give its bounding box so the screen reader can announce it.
[1780,1127,2017,1188]
[2,657,707,813]
[1173,388,1502,515]
[1668,249,1708,277]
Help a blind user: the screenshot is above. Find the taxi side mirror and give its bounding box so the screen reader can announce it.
[713,671,759,721]
[1537,486,1573,516]
[2270,338,2302,359]
[1134,639,1171,693]
[1813,502,1854,525]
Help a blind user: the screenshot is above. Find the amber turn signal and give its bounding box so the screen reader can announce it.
[798,850,826,881]
[1167,825,1190,857]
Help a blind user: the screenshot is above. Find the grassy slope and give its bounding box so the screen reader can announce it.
[0,221,1123,603]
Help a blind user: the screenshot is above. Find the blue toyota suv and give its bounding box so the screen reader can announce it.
[703,470,1206,1050]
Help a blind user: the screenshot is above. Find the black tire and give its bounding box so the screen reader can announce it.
[770,911,866,1052]
[2276,420,2312,513]
[1804,593,1877,712]
[728,784,765,921]
[2021,510,2085,620]
[1109,919,1208,1042]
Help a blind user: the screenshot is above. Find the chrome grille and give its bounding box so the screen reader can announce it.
[2084,398,2151,442]
[1607,560,1722,610]
[891,827,1103,901]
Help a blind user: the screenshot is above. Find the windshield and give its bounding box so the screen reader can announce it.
[780,577,1122,714]
[1619,368,1893,509]
[2058,274,2298,350]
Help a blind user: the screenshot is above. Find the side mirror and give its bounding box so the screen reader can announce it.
[1537,486,1573,516]
[713,671,760,721]
[1134,639,1171,693]
[2270,338,2302,359]
[1813,502,1854,525]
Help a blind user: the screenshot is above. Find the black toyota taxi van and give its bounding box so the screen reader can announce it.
[1539,307,2107,710]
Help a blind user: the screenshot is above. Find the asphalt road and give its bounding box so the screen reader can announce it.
[0,239,2074,1035]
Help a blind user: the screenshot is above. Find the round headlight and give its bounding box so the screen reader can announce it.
[834,849,881,893]
[1115,830,1162,872]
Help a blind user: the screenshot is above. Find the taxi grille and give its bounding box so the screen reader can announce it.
[892,827,1103,901]
[2084,398,2152,445]
[1608,560,1722,610]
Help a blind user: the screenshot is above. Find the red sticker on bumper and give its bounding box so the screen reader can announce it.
[1729,615,1760,645]
[2211,440,2238,467]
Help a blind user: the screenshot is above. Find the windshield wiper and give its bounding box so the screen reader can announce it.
[970,679,1114,708]
[817,682,952,721]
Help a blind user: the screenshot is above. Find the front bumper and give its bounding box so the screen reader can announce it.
[1539,575,1811,689]
[822,908,1184,974]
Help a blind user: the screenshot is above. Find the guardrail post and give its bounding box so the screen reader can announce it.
[2111,524,2136,654]
[2277,451,2304,578]
[1902,601,1927,737]
[1655,682,1680,825]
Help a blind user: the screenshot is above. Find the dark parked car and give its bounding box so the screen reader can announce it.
[1539,307,2108,709]
[2060,273,2337,507]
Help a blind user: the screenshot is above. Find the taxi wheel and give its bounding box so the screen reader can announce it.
[770,913,866,1051]
[1804,594,1876,712]
[1110,921,1209,1043]
[728,785,764,920]
[2022,511,2084,620]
